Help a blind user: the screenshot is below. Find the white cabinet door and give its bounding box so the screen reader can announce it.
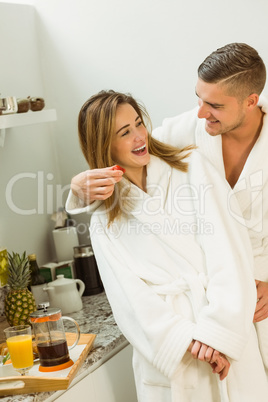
[55,345,137,402]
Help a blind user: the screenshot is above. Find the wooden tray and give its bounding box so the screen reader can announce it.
[0,332,96,396]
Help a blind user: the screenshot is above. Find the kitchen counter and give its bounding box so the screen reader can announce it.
[0,291,129,401]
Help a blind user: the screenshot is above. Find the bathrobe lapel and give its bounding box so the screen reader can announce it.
[233,112,268,215]
[121,155,205,274]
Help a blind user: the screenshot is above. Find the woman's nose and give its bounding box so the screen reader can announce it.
[134,130,146,141]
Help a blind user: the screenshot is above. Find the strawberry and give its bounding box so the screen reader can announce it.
[112,165,126,173]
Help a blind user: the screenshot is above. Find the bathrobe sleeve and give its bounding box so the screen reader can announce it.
[65,188,102,215]
[152,106,199,148]
[90,213,195,379]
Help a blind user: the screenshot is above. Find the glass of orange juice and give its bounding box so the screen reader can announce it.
[4,325,33,375]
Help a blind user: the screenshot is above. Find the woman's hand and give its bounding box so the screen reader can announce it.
[254,280,268,322]
[71,166,124,205]
[188,340,230,380]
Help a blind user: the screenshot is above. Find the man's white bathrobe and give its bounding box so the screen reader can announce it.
[66,151,268,402]
[153,95,268,368]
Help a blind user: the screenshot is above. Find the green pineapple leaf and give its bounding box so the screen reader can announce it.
[7,251,31,290]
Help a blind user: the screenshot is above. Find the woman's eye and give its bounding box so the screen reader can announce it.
[137,121,142,127]
[121,130,129,137]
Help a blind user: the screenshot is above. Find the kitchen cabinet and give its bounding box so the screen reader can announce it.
[0,109,57,146]
[52,344,137,402]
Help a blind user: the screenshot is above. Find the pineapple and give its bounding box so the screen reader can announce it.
[4,251,36,326]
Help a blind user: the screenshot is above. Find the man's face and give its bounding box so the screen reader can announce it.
[195,78,247,136]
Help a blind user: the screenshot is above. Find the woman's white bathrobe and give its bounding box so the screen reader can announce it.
[153,95,268,368]
[66,151,268,402]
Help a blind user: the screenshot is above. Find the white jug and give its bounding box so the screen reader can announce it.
[43,275,85,314]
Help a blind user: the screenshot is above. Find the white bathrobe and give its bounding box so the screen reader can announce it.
[153,95,268,368]
[66,151,268,402]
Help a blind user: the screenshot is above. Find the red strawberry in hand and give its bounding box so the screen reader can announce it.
[112,165,126,173]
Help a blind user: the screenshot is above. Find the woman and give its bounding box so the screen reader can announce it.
[66,90,268,401]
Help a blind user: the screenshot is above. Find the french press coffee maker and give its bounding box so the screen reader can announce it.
[30,303,80,372]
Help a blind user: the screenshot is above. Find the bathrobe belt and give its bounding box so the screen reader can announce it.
[150,273,209,321]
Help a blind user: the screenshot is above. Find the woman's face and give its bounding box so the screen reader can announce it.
[111,103,150,173]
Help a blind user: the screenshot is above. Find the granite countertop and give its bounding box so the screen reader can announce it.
[0,292,128,401]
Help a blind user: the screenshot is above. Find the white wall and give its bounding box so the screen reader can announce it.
[0,3,60,264]
[1,0,268,263]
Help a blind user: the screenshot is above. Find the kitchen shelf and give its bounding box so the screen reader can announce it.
[0,109,57,146]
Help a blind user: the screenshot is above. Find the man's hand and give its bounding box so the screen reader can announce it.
[71,166,124,205]
[254,280,268,322]
[188,340,230,380]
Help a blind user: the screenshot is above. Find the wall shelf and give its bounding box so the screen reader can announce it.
[0,109,57,146]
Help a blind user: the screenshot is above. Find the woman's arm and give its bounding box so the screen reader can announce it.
[188,340,230,380]
[65,167,123,215]
[69,166,124,207]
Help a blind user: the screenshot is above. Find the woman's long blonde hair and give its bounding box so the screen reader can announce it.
[78,90,193,225]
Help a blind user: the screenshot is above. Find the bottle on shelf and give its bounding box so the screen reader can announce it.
[28,254,46,287]
[27,254,49,306]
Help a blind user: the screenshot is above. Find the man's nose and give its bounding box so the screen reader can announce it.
[197,100,210,119]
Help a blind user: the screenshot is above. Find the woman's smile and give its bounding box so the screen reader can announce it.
[132,144,147,155]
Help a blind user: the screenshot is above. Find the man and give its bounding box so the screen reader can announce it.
[68,43,268,368]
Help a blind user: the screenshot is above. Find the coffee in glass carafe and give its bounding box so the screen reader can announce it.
[30,303,80,371]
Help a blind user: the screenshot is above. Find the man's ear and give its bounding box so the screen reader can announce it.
[246,93,259,109]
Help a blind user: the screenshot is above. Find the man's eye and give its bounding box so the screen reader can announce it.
[211,104,223,109]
